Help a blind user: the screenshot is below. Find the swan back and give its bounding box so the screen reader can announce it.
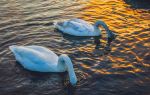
[56,18,100,36]
[9,45,62,72]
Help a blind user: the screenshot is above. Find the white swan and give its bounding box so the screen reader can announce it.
[55,18,116,38]
[9,45,77,86]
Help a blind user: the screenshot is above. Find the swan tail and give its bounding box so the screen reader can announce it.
[54,21,65,33]
[9,45,18,53]
[53,21,58,26]
[54,21,64,27]
[9,45,24,56]
[9,45,23,62]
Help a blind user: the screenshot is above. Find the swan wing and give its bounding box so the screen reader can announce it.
[70,18,92,28]
[66,21,87,32]
[56,19,93,31]
[26,45,59,64]
[56,18,97,36]
[9,46,59,72]
[26,45,58,61]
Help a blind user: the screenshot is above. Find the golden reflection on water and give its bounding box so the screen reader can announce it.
[75,0,150,75]
[0,0,149,94]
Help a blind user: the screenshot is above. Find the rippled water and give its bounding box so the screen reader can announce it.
[0,0,150,95]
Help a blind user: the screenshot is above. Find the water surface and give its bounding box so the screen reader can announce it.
[0,0,150,95]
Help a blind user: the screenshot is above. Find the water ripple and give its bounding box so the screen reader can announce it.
[0,0,150,95]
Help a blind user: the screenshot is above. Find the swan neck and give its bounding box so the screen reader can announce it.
[58,54,77,85]
[94,20,111,37]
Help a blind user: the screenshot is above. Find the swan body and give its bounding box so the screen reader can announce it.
[9,45,77,85]
[55,18,114,37]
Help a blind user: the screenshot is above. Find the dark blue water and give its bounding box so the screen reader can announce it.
[0,0,149,95]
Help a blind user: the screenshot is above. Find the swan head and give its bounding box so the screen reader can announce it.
[59,54,78,86]
[94,20,117,38]
[70,75,77,86]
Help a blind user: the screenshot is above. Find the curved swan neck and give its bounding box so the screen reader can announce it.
[94,20,112,37]
[58,54,77,85]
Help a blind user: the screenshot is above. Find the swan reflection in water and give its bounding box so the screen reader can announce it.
[94,30,117,51]
[61,72,76,95]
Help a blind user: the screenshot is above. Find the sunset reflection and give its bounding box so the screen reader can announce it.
[75,0,150,75]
